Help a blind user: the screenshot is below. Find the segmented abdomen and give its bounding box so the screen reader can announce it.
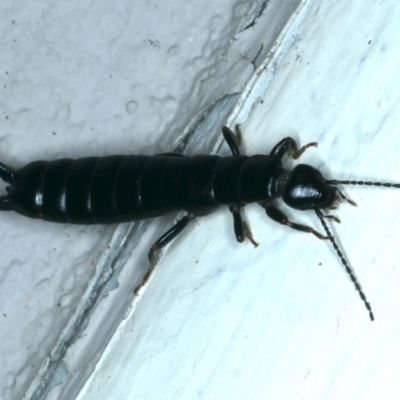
[10,154,282,223]
[11,155,221,223]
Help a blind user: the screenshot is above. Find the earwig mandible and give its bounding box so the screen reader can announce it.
[1,126,398,320]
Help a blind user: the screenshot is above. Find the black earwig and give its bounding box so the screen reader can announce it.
[0,126,398,320]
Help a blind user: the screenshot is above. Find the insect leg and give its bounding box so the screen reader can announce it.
[269,137,318,160]
[134,213,193,295]
[148,213,194,262]
[229,206,259,247]
[0,162,15,211]
[0,161,15,183]
[222,126,241,155]
[264,204,328,240]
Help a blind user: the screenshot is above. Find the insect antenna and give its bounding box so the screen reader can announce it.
[315,208,374,321]
[328,179,400,189]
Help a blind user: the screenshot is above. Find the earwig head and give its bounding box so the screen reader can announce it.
[282,164,337,210]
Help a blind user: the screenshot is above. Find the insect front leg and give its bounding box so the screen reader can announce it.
[134,213,194,295]
[263,204,328,240]
[269,137,318,160]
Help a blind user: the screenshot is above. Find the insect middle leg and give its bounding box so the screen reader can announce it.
[229,205,259,247]
[134,213,193,295]
[263,204,328,240]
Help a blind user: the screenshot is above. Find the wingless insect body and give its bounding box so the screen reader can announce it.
[0,126,398,320]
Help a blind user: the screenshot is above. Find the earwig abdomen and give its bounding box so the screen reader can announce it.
[5,154,278,224]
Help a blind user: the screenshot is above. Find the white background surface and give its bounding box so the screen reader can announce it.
[2,0,400,399]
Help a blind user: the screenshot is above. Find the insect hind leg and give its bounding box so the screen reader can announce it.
[134,213,194,295]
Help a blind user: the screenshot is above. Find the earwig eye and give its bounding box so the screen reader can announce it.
[282,164,336,210]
